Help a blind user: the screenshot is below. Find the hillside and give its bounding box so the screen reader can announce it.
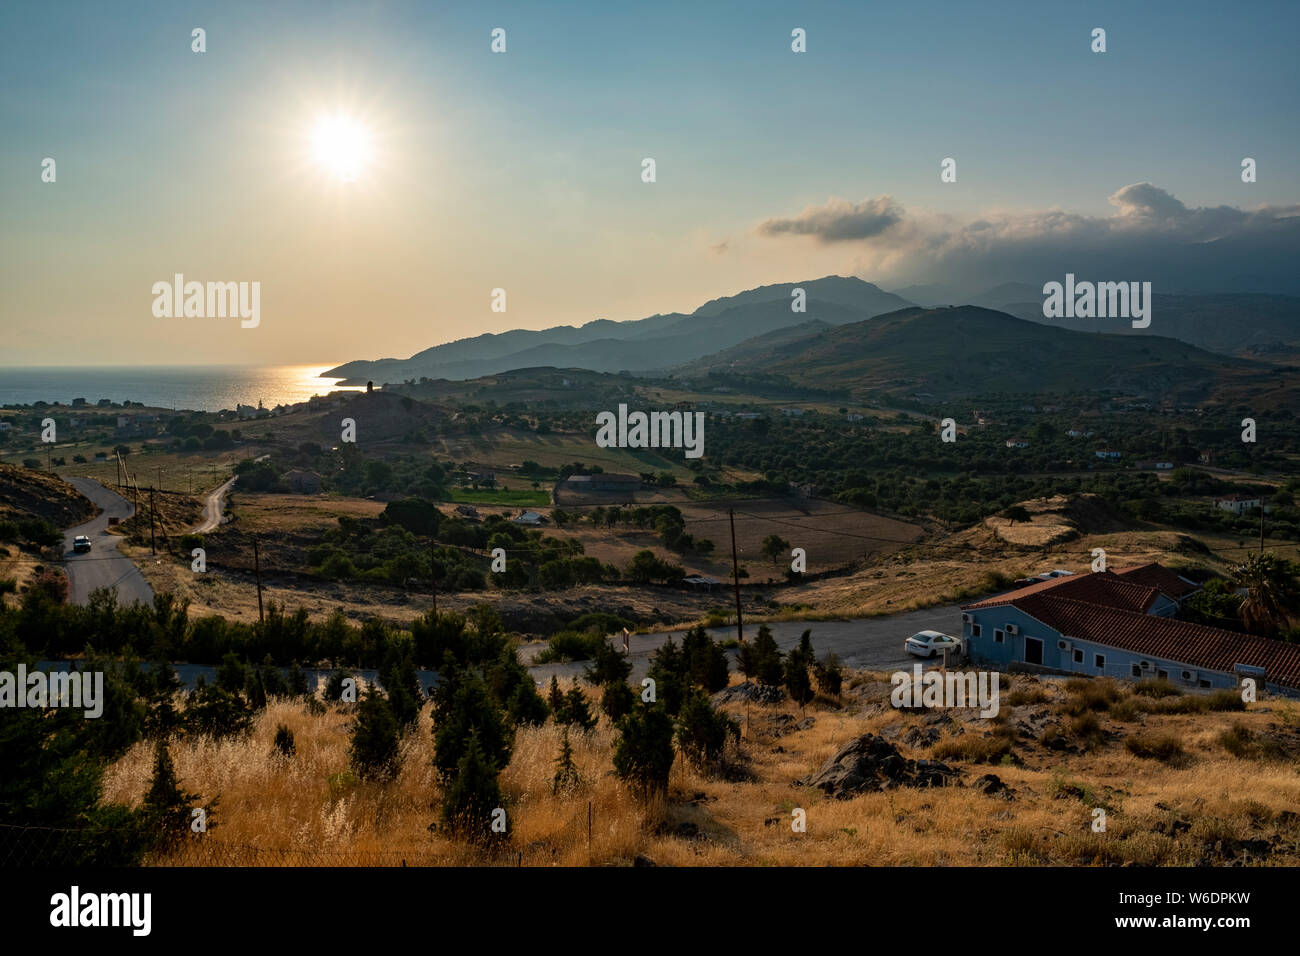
[676,305,1260,401]
[325,276,913,384]
[0,463,96,527]
[1002,293,1300,357]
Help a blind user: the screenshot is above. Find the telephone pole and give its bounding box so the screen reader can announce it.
[1260,499,1266,553]
[148,486,156,555]
[253,537,265,623]
[115,454,121,489]
[729,508,744,643]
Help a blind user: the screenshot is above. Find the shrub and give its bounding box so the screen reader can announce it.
[676,692,739,769]
[273,724,296,758]
[1125,734,1185,762]
[613,705,675,798]
[1134,678,1182,698]
[931,734,1013,764]
[440,732,504,841]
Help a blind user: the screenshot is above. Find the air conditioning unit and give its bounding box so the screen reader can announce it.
[961,613,972,623]
[1180,669,1196,682]
[1057,639,1071,651]
[1139,661,1151,670]
[1005,624,1020,635]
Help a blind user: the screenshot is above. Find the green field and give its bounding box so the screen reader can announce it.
[445,486,551,507]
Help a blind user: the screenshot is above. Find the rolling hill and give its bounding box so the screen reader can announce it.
[675,305,1261,401]
[325,276,913,384]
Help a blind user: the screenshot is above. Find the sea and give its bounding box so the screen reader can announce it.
[0,365,366,413]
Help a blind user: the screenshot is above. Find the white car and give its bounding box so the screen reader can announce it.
[905,630,962,659]
[72,535,92,553]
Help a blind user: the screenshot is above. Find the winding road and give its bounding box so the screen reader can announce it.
[193,476,236,533]
[62,477,155,606]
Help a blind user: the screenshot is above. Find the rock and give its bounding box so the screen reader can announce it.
[674,821,700,840]
[711,681,787,706]
[634,854,657,867]
[800,734,960,798]
[972,773,1015,800]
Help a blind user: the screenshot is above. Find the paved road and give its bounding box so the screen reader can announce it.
[193,476,236,533]
[524,603,964,685]
[62,477,155,606]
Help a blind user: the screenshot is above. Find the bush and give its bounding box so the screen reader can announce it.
[440,732,504,841]
[273,724,296,758]
[1125,734,1185,762]
[676,692,738,769]
[613,705,675,798]
[1134,678,1182,698]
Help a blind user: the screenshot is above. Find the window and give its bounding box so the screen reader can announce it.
[1198,679,1211,688]
[1131,664,1142,677]
[994,629,1004,644]
[1157,669,1169,680]
[971,624,982,638]
[1095,654,1105,670]
[1072,649,1083,664]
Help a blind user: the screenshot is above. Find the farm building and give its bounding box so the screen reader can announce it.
[960,563,1300,698]
[563,473,641,492]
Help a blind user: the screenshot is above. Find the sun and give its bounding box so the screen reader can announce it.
[310,113,373,182]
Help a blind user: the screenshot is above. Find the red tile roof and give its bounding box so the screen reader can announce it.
[1015,595,1300,690]
[963,571,1161,613]
[1113,562,1200,600]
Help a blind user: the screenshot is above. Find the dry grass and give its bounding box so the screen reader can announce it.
[99,671,1300,867]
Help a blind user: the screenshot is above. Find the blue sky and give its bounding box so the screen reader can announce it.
[2,0,1297,364]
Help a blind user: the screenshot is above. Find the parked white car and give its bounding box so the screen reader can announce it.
[905,630,962,659]
[72,535,92,553]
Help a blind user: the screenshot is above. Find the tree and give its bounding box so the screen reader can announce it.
[613,705,675,798]
[433,670,513,779]
[1233,552,1300,637]
[646,636,688,716]
[141,739,204,850]
[552,728,580,795]
[547,675,566,718]
[676,692,738,770]
[349,686,401,781]
[440,732,504,841]
[784,647,814,711]
[814,653,844,696]
[561,684,597,732]
[682,625,729,692]
[751,625,784,687]
[1001,505,1031,527]
[1184,578,1243,630]
[761,533,790,566]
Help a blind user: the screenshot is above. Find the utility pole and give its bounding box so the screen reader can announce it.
[253,537,265,623]
[729,507,744,643]
[115,454,121,489]
[148,486,156,555]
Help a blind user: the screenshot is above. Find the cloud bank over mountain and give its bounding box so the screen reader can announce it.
[755,184,1300,295]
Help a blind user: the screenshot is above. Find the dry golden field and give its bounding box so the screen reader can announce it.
[100,670,1300,867]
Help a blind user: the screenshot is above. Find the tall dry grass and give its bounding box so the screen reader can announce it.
[100,675,1300,867]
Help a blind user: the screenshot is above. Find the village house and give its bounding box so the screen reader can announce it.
[282,469,322,493]
[1005,437,1030,449]
[1215,494,1269,515]
[563,473,641,493]
[512,510,547,526]
[1096,449,1122,460]
[961,564,1300,698]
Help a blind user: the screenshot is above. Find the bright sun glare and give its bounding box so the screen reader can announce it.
[310,113,373,181]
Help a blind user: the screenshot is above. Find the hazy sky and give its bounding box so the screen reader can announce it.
[2,0,1297,366]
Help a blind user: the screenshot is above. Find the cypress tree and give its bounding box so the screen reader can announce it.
[349,686,401,781]
[441,732,504,842]
[676,691,739,769]
[547,674,566,718]
[433,670,513,779]
[752,625,784,687]
[613,704,675,798]
[552,727,580,795]
[562,683,597,732]
[141,739,203,850]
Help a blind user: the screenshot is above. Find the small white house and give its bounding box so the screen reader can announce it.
[1215,495,1266,514]
[1005,438,1029,449]
[1096,449,1122,460]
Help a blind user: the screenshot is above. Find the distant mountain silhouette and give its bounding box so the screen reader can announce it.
[325,276,912,383]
